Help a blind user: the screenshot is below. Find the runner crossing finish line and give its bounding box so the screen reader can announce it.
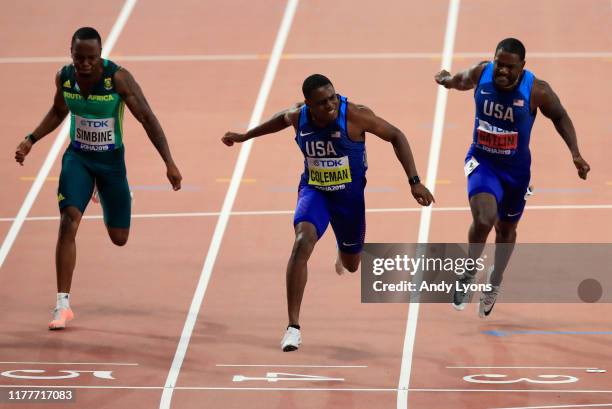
[14,26,183,331]
[435,37,591,318]
[222,73,434,352]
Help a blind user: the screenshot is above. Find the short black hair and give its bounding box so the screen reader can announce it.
[495,38,525,61]
[302,74,333,99]
[71,27,102,47]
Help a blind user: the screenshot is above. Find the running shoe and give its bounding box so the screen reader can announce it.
[49,307,74,330]
[479,267,500,318]
[281,327,301,352]
[452,272,476,311]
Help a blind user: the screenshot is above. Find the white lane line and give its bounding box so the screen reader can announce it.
[2,203,609,223]
[157,1,299,408]
[0,0,139,270]
[0,362,138,366]
[285,52,612,60]
[216,364,368,368]
[448,367,604,370]
[118,54,261,62]
[2,52,611,64]
[397,1,461,409]
[492,404,612,409]
[2,385,612,393]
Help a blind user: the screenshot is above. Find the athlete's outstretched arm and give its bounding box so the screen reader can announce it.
[533,79,590,180]
[114,68,182,190]
[434,61,488,91]
[15,70,69,165]
[350,104,434,206]
[221,104,303,146]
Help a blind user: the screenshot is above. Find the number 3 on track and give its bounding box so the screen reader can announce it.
[463,373,578,384]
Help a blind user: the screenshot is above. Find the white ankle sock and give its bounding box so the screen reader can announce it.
[56,293,70,309]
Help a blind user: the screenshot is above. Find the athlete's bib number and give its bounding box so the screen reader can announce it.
[74,115,115,151]
[476,119,517,155]
[307,156,352,187]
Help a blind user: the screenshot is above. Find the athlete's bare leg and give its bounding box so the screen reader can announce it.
[491,220,518,286]
[55,206,82,293]
[468,192,498,262]
[286,222,317,326]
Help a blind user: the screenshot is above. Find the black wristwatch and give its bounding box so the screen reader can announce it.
[408,175,420,186]
[26,133,37,144]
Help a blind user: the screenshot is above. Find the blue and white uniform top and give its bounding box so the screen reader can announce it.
[468,62,537,170]
[295,95,367,191]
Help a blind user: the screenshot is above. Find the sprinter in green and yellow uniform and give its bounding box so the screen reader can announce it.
[15,27,182,330]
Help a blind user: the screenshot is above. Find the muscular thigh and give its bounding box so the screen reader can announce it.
[91,147,131,229]
[497,171,530,223]
[328,186,366,254]
[466,158,503,204]
[293,184,330,239]
[58,148,95,214]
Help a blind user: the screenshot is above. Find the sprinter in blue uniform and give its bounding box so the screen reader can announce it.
[222,74,434,351]
[435,38,590,317]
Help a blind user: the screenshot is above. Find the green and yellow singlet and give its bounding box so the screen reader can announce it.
[60,59,125,151]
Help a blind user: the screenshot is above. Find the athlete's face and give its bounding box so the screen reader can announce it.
[493,50,525,91]
[71,39,102,77]
[305,85,339,125]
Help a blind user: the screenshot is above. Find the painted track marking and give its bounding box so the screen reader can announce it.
[0,362,138,366]
[216,364,367,368]
[448,367,606,370]
[1,385,612,393]
[3,203,609,223]
[492,403,612,409]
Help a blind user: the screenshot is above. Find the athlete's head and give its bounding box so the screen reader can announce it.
[302,74,339,124]
[70,27,102,77]
[493,38,526,91]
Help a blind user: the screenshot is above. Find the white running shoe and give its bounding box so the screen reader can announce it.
[479,286,500,318]
[479,267,500,318]
[49,307,74,330]
[452,272,476,311]
[281,327,301,352]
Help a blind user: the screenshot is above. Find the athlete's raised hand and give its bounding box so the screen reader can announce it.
[221,132,247,147]
[166,162,182,191]
[15,139,33,166]
[573,155,590,180]
[411,183,435,206]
